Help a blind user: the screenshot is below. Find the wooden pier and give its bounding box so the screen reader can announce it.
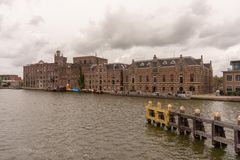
[145,101,240,154]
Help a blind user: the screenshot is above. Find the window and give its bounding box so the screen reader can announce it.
[139,76,142,82]
[152,62,157,67]
[171,87,174,91]
[146,76,149,82]
[140,62,145,67]
[170,74,174,82]
[227,75,233,81]
[236,75,240,81]
[170,60,176,65]
[190,74,194,82]
[126,76,128,82]
[153,76,157,83]
[236,87,240,92]
[180,76,183,83]
[132,78,135,83]
[227,86,232,92]
[180,64,183,72]
[189,86,195,91]
[146,86,149,90]
[163,75,166,82]
[162,87,165,91]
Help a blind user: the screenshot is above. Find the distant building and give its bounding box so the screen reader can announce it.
[84,63,128,92]
[223,60,240,95]
[123,55,213,95]
[23,51,109,90]
[0,75,22,88]
[23,51,213,94]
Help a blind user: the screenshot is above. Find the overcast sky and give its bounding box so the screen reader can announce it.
[0,0,240,77]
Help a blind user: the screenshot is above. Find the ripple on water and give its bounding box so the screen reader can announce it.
[1,90,240,160]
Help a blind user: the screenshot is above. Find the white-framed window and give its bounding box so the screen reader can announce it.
[236,75,240,81]
[140,62,145,67]
[227,75,233,81]
[170,60,176,64]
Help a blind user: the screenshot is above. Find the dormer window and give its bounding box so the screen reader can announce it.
[163,61,168,65]
[170,60,176,65]
[140,63,145,67]
[147,62,151,66]
[38,60,44,64]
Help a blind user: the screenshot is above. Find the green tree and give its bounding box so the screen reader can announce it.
[213,75,223,91]
[78,66,85,89]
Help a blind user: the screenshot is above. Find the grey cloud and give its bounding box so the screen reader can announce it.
[199,19,240,49]
[73,1,210,53]
[0,0,14,6]
[12,39,49,67]
[75,7,208,52]
[190,0,211,16]
[29,16,44,26]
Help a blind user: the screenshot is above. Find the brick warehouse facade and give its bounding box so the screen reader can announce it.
[123,55,213,95]
[23,51,113,90]
[84,63,128,92]
[23,51,213,94]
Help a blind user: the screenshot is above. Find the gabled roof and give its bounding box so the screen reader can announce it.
[129,56,203,68]
[134,60,152,68]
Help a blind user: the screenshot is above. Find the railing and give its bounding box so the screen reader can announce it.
[145,101,240,154]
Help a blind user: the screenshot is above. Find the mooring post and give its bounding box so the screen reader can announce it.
[212,112,227,148]
[178,106,190,135]
[156,102,161,127]
[234,115,240,154]
[193,109,206,140]
[167,104,176,130]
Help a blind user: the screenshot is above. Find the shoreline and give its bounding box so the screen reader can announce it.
[192,95,240,102]
[2,88,240,102]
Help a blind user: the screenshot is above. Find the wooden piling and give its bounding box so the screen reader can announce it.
[145,102,240,154]
[168,104,176,130]
[178,106,191,135]
[193,109,206,140]
[234,115,240,154]
[212,112,227,148]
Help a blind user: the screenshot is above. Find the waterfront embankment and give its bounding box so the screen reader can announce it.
[192,94,240,102]
[12,87,240,102]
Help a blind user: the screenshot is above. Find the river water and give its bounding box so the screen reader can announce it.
[0,89,240,160]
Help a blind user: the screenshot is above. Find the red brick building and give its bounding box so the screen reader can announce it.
[23,51,109,90]
[123,55,213,95]
[23,51,213,94]
[84,63,128,92]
